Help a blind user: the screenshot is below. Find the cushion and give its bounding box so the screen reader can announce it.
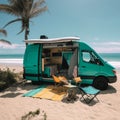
[74,77,82,83]
[52,75,60,83]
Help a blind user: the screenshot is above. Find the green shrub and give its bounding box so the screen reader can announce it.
[0,68,17,91]
[21,109,47,120]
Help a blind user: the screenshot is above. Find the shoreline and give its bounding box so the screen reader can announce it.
[0,63,23,73]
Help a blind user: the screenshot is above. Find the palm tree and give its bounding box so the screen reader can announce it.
[0,29,11,45]
[0,0,47,45]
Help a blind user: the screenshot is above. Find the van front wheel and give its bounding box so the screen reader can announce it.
[93,77,108,90]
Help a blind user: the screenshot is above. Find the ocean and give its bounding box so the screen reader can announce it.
[99,53,120,71]
[0,53,120,72]
[0,54,23,64]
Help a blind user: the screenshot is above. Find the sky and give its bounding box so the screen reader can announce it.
[0,0,120,54]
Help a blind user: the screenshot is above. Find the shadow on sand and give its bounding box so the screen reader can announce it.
[100,85,117,94]
[0,81,40,98]
[0,81,117,100]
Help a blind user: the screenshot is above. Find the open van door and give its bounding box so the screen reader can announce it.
[23,44,42,81]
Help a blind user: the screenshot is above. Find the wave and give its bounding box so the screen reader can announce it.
[108,61,120,68]
[0,59,23,64]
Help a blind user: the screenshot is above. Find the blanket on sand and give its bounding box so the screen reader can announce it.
[23,85,67,101]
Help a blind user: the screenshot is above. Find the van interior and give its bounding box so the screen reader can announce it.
[42,41,79,79]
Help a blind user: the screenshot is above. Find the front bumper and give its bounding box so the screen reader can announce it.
[108,75,117,83]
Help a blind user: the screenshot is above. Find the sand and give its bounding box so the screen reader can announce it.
[0,64,120,120]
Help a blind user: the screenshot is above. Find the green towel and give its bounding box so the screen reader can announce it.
[23,85,47,97]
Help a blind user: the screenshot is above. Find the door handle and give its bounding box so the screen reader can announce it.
[33,65,37,67]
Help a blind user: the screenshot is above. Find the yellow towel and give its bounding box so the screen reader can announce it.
[33,85,67,101]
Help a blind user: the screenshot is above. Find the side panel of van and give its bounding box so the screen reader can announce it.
[78,42,117,90]
[23,44,42,81]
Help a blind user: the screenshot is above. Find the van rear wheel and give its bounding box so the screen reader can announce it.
[93,77,108,90]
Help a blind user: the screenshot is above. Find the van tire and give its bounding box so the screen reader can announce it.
[93,77,108,90]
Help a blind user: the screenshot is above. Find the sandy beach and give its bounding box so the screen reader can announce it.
[0,64,120,120]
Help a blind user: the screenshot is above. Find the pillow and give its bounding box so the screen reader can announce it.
[74,77,82,83]
[52,75,60,83]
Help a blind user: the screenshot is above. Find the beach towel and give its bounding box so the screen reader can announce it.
[23,85,67,101]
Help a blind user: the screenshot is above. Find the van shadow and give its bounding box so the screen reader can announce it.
[0,81,40,98]
[0,93,22,98]
[100,85,117,94]
[0,82,117,98]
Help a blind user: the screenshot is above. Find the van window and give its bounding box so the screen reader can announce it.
[82,52,90,62]
[82,51,101,65]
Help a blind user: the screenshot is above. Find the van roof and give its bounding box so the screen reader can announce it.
[24,37,80,44]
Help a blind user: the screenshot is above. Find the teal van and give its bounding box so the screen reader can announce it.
[23,37,117,90]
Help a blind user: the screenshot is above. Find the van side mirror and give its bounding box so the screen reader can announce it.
[95,59,103,65]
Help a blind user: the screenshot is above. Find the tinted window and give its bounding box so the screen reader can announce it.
[82,51,102,65]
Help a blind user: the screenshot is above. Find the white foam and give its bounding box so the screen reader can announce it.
[0,59,23,64]
[108,61,120,68]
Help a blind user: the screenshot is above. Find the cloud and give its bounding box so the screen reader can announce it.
[0,41,120,54]
[0,43,25,54]
[93,37,99,41]
[93,42,120,46]
[0,43,25,49]
[106,42,120,45]
[91,41,120,53]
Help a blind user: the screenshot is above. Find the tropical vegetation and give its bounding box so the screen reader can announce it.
[0,29,11,45]
[0,0,47,45]
[0,68,18,91]
[21,109,47,120]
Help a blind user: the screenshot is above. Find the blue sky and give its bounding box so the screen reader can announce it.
[0,0,120,54]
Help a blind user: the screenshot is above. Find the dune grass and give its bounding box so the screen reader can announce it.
[0,68,21,91]
[21,109,47,120]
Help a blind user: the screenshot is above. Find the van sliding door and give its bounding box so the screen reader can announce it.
[24,44,42,81]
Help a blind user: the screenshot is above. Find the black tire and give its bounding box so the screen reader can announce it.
[93,77,108,90]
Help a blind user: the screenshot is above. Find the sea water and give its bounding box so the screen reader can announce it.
[0,54,23,64]
[99,53,120,72]
[0,53,120,71]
